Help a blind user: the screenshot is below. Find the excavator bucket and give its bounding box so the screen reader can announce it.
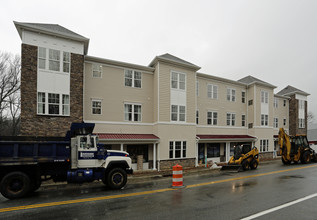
[221,164,243,172]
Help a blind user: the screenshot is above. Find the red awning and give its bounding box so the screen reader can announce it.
[197,134,256,141]
[96,133,159,141]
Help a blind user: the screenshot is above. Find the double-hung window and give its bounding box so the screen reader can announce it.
[207,111,218,125]
[124,104,142,122]
[207,84,218,99]
[261,114,269,126]
[38,47,70,73]
[227,113,236,126]
[38,47,46,69]
[169,141,186,159]
[37,92,46,114]
[171,72,186,90]
[261,91,268,104]
[63,52,70,73]
[48,93,60,115]
[92,64,102,78]
[299,118,305,128]
[92,100,102,115]
[242,114,246,127]
[125,70,142,88]
[274,98,278,108]
[227,88,236,102]
[62,95,70,115]
[260,139,269,152]
[49,49,60,72]
[196,110,199,124]
[37,92,69,116]
[171,105,186,122]
[242,91,246,103]
[274,117,278,128]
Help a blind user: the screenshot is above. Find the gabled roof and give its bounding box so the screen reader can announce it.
[14,21,90,55]
[238,75,276,88]
[149,53,200,71]
[277,85,310,97]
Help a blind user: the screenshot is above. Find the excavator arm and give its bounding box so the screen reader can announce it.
[278,128,291,162]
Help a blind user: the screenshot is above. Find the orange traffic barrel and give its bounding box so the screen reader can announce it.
[172,164,184,188]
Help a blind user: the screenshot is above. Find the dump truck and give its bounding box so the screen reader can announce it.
[221,145,259,171]
[0,123,133,199]
[278,127,317,164]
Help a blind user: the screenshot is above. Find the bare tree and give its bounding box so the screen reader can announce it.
[308,111,315,125]
[0,52,21,136]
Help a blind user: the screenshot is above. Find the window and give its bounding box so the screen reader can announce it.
[261,91,268,104]
[196,110,199,124]
[48,93,60,115]
[248,123,253,129]
[260,139,269,152]
[227,113,236,126]
[92,64,102,78]
[299,118,305,128]
[171,105,186,122]
[248,100,253,106]
[242,114,246,127]
[63,52,70,73]
[207,143,220,158]
[283,100,287,107]
[274,98,278,108]
[125,104,141,121]
[207,111,218,125]
[37,92,45,114]
[207,84,218,99]
[274,117,278,128]
[37,92,69,116]
[299,100,305,110]
[261,114,269,126]
[283,118,287,126]
[38,47,46,69]
[92,100,102,115]
[169,141,187,159]
[49,49,60,71]
[171,72,186,90]
[227,88,236,102]
[125,70,141,88]
[62,95,70,115]
[242,91,246,103]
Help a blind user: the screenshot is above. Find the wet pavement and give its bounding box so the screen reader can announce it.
[1,160,317,219]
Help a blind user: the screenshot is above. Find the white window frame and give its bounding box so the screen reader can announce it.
[274,97,278,108]
[226,113,236,126]
[283,118,287,126]
[124,103,142,122]
[207,111,218,125]
[261,91,269,104]
[261,114,269,126]
[125,69,142,88]
[207,84,218,99]
[242,91,246,103]
[196,81,199,96]
[169,141,187,159]
[37,92,69,116]
[260,139,269,152]
[227,88,236,102]
[171,105,186,122]
[299,118,305,128]
[299,100,305,110]
[171,71,186,90]
[242,114,246,127]
[196,110,199,124]
[92,99,102,115]
[38,47,70,74]
[92,64,102,78]
[274,117,278,128]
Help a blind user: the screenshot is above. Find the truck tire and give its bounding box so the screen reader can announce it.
[282,157,291,165]
[0,172,31,199]
[242,160,249,171]
[250,160,258,170]
[301,151,311,164]
[107,168,127,189]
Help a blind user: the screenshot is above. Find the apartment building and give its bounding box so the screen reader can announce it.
[14,21,309,170]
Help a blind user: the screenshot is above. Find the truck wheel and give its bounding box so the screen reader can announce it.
[282,157,291,165]
[301,151,311,164]
[250,160,258,170]
[107,168,127,189]
[0,172,31,199]
[242,160,249,171]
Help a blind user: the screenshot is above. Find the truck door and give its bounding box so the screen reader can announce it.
[77,135,98,168]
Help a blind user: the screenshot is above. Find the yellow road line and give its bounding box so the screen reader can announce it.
[1,164,317,213]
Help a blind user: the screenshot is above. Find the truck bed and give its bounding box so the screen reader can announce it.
[0,137,71,165]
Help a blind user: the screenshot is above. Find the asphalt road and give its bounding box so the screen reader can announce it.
[1,160,317,220]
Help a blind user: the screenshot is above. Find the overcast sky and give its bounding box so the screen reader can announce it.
[1,0,316,120]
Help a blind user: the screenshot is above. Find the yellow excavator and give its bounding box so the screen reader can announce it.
[221,145,259,171]
[278,128,316,164]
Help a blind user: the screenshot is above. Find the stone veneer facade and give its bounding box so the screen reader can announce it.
[20,44,84,137]
[289,94,308,136]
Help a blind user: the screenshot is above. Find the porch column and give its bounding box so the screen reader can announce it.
[226,142,230,162]
[157,143,160,171]
[120,143,123,151]
[153,143,157,170]
[195,141,198,167]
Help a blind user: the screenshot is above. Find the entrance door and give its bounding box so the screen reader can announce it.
[198,143,205,164]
